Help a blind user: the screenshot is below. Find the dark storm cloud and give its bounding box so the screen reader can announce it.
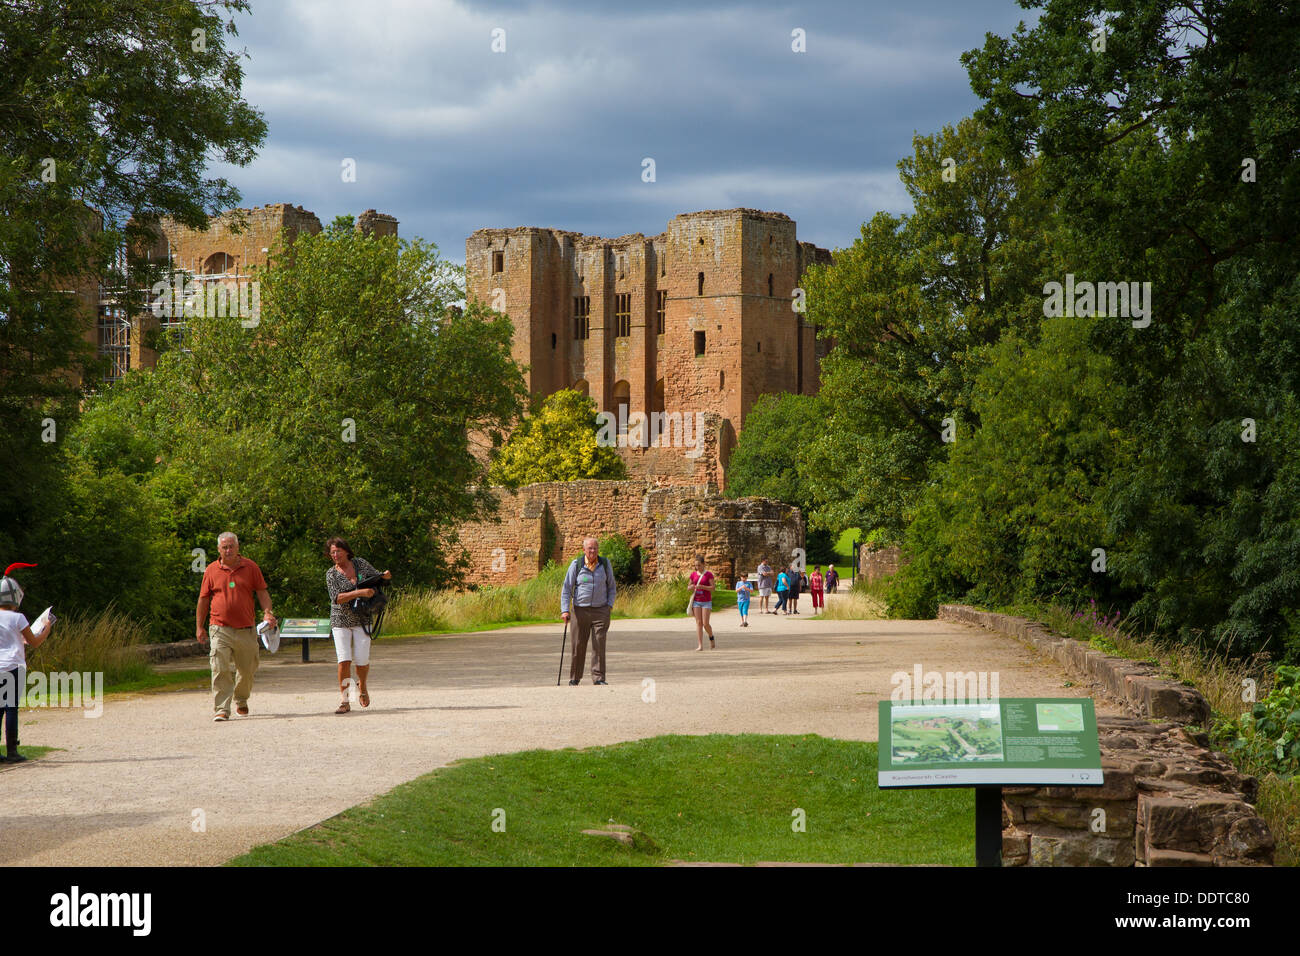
[212,0,1035,259]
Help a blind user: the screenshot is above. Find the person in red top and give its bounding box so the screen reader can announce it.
[810,565,825,612]
[197,532,277,721]
[687,554,716,651]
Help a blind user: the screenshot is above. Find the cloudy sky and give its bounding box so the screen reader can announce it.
[212,0,1036,263]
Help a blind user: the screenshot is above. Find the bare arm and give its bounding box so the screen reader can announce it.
[196,594,211,643]
[256,588,277,627]
[21,623,48,650]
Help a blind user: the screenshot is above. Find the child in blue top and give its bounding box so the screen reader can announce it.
[735,578,752,627]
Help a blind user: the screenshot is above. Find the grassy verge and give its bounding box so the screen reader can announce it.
[831,528,860,580]
[818,587,888,620]
[23,607,153,686]
[230,734,973,866]
[0,745,57,765]
[1004,599,1297,866]
[104,668,210,695]
[383,563,733,636]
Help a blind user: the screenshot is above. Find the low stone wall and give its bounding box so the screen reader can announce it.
[858,544,902,583]
[938,605,1273,867]
[137,640,207,663]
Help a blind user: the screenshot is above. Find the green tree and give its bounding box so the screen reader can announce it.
[963,0,1300,654]
[0,0,265,620]
[727,392,827,507]
[888,317,1131,616]
[798,117,1053,540]
[68,225,526,629]
[488,389,627,486]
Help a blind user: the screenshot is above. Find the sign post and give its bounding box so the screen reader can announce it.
[878,698,1104,866]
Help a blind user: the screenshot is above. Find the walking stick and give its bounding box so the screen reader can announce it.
[556,617,569,686]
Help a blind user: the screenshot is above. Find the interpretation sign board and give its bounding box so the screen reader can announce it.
[877,698,1103,787]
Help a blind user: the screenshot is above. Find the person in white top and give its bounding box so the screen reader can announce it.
[0,563,54,763]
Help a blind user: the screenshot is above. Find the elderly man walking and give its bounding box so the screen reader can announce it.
[197,532,277,721]
[560,537,617,686]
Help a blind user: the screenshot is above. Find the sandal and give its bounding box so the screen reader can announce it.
[335,700,350,714]
[359,691,370,708]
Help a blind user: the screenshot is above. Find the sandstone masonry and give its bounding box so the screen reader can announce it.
[466,208,832,486]
[457,480,801,587]
[938,605,1274,866]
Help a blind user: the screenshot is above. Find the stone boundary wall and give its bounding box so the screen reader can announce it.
[937,605,1273,867]
[858,544,903,584]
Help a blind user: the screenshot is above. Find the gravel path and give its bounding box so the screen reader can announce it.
[0,603,1114,866]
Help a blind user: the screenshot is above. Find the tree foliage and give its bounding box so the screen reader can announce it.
[0,0,265,625]
[798,117,1053,539]
[488,389,627,486]
[61,226,526,631]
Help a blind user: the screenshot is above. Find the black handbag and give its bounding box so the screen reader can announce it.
[349,573,389,636]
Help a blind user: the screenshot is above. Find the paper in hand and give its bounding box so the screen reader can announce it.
[31,606,54,638]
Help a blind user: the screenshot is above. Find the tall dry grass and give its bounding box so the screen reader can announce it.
[818,589,888,620]
[22,607,153,685]
[383,566,711,635]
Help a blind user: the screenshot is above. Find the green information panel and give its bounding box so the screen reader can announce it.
[279,618,331,638]
[878,698,1103,787]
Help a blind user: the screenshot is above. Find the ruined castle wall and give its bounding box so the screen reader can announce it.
[456,481,798,588]
[467,210,830,489]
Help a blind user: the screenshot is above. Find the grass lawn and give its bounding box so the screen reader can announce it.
[0,745,57,765]
[105,668,211,695]
[230,733,974,866]
[832,528,860,577]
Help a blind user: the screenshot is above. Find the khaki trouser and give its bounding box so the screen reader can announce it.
[210,625,259,715]
[570,605,610,683]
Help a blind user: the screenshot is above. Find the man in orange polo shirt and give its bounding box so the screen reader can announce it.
[197,531,277,721]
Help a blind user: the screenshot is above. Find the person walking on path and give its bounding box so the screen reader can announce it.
[773,566,791,615]
[735,574,752,627]
[0,563,53,762]
[687,555,716,650]
[789,567,803,614]
[560,537,616,684]
[197,532,276,721]
[825,566,839,593]
[325,537,392,715]
[810,566,825,612]
[756,557,773,614]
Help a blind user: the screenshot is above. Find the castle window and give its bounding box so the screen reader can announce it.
[656,290,666,335]
[551,332,557,349]
[768,273,774,297]
[613,380,631,434]
[697,272,704,296]
[719,370,725,390]
[614,293,631,337]
[757,340,761,353]
[492,250,504,273]
[574,296,590,340]
[694,331,705,356]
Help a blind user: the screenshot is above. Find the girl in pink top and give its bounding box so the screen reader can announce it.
[687,554,716,650]
[810,566,825,611]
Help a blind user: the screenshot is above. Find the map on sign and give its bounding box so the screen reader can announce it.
[878,698,1103,787]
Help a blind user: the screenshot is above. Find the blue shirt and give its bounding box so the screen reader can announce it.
[561,557,616,614]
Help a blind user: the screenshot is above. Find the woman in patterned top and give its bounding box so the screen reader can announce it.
[325,537,391,715]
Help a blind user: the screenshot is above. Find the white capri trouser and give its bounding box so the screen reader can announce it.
[332,625,372,666]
